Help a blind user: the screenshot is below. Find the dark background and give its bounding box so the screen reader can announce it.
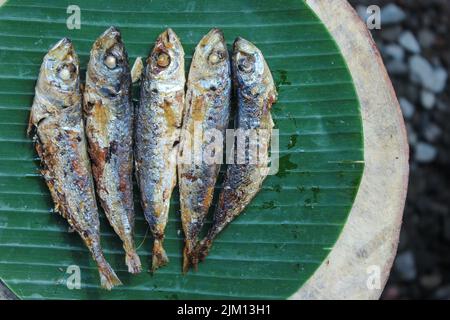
[348,0,450,299]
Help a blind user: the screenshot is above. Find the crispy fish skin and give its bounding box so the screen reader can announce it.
[178,28,231,272]
[28,38,121,289]
[135,29,185,272]
[83,27,141,274]
[197,37,278,261]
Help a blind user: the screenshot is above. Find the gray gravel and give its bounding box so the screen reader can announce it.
[421,90,436,109]
[399,97,415,119]
[415,142,438,163]
[381,3,406,25]
[350,0,450,300]
[399,31,421,53]
[395,251,417,281]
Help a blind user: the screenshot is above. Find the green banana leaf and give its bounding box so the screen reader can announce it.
[0,0,364,299]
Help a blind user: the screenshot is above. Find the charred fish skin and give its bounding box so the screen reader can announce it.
[28,38,122,289]
[197,37,278,261]
[178,28,231,272]
[83,27,141,274]
[135,28,185,272]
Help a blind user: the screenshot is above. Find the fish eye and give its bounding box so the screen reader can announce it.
[208,51,225,65]
[57,63,76,81]
[156,52,171,68]
[238,59,253,73]
[104,54,117,69]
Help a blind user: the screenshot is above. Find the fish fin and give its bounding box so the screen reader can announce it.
[96,256,122,290]
[27,101,38,137]
[27,116,35,137]
[125,250,142,274]
[131,56,144,83]
[151,239,169,272]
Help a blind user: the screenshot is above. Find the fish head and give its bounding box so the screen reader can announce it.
[190,28,230,87]
[233,37,277,101]
[87,26,130,97]
[147,28,185,85]
[41,37,79,95]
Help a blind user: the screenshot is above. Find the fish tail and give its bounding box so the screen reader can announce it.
[94,253,122,290]
[125,248,142,274]
[151,238,169,272]
[196,225,220,263]
[196,238,213,262]
[86,237,122,290]
[182,240,198,274]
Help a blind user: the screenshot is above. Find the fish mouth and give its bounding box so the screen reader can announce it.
[94,26,123,51]
[156,28,183,52]
[101,26,121,40]
[148,28,184,75]
[47,37,75,61]
[233,37,258,55]
[233,37,266,84]
[194,28,228,66]
[200,28,225,48]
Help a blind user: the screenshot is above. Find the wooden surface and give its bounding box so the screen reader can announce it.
[0,0,409,300]
[291,0,409,299]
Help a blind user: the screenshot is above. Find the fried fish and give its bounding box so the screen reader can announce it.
[178,28,231,272]
[28,38,122,289]
[135,28,185,271]
[83,27,141,274]
[197,37,277,262]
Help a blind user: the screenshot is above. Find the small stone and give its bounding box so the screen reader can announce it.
[394,251,416,281]
[421,90,436,109]
[415,142,438,163]
[386,60,408,75]
[428,67,448,93]
[399,31,421,54]
[399,97,415,119]
[383,44,405,61]
[381,4,406,25]
[423,123,442,143]
[409,55,432,85]
[408,55,447,93]
[418,29,436,49]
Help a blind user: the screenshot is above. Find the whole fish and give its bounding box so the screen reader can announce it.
[178,28,231,272]
[83,27,141,274]
[27,38,122,289]
[135,28,185,271]
[197,37,278,262]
